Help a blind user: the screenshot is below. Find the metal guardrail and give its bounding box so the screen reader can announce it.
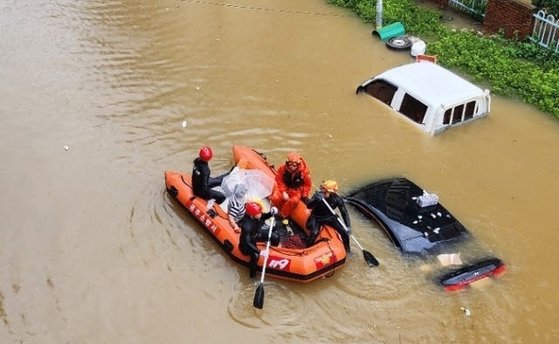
[448,0,488,18]
[530,10,559,53]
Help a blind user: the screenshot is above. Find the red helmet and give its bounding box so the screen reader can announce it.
[199,146,213,161]
[245,202,262,217]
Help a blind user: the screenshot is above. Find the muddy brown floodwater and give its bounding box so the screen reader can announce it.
[1,0,559,343]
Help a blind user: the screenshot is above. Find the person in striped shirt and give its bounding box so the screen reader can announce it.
[228,183,248,233]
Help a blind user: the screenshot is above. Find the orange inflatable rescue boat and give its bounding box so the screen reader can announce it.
[164,145,347,283]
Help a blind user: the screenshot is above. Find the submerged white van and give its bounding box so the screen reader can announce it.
[356,62,491,135]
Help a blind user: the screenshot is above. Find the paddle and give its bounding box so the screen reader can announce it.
[253,216,275,309]
[321,196,379,267]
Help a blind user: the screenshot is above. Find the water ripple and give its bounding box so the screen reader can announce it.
[227,281,307,329]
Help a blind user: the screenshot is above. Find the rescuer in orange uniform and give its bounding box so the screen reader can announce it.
[270,152,312,219]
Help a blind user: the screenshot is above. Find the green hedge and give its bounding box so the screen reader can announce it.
[328,0,559,118]
[533,0,559,16]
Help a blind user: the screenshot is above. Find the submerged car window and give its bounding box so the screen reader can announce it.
[364,79,397,105]
[399,94,427,124]
[464,101,476,120]
[443,109,451,125]
[452,104,464,124]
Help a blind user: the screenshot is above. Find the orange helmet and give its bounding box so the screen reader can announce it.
[245,202,263,217]
[199,146,213,161]
[321,180,339,193]
[286,152,302,164]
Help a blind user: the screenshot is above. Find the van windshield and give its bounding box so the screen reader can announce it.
[363,79,397,106]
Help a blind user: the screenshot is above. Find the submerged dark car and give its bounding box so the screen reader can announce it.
[345,177,506,291]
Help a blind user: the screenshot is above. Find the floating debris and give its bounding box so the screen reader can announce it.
[437,253,462,266]
[460,307,471,316]
[182,120,187,128]
[64,145,69,151]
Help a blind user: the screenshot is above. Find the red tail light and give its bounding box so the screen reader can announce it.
[444,284,466,292]
[492,264,507,277]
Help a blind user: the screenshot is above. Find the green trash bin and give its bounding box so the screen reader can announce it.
[374,22,406,41]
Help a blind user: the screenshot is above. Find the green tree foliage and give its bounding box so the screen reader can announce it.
[532,0,559,16]
[327,0,559,118]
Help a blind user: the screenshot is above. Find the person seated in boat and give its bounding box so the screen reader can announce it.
[305,180,351,252]
[238,202,280,278]
[192,145,227,205]
[270,152,312,220]
[227,183,248,233]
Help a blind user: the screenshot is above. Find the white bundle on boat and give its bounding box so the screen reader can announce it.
[221,167,275,201]
[417,190,439,207]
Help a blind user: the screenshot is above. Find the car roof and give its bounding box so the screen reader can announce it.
[374,62,486,107]
[347,177,467,254]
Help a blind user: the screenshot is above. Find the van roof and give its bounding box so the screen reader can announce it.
[375,62,486,107]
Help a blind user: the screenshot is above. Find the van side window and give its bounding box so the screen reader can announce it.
[452,104,464,124]
[400,94,428,124]
[364,80,398,106]
[400,93,427,124]
[443,109,451,125]
[464,101,476,120]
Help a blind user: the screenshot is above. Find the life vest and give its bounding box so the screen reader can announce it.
[282,169,305,189]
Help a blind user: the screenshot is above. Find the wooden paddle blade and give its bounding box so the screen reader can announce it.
[253,283,265,309]
[363,250,379,267]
